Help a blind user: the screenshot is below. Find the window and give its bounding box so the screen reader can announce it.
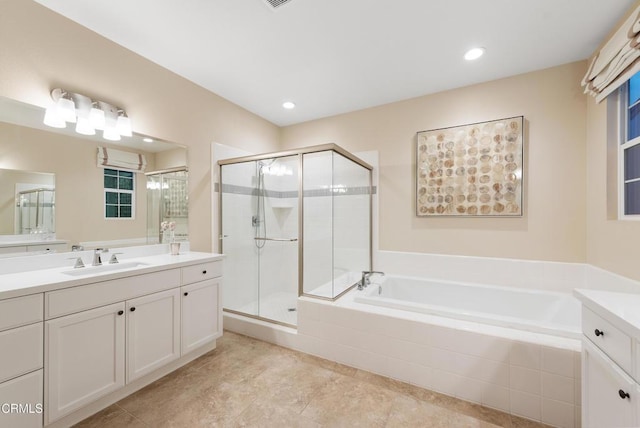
[620,72,640,216]
[104,168,134,219]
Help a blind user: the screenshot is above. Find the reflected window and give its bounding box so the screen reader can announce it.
[104,168,135,218]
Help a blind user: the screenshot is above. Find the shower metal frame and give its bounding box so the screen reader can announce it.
[218,143,373,325]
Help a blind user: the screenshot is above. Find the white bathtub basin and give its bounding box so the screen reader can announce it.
[62,261,149,276]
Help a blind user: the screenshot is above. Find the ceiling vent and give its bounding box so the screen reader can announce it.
[263,0,294,9]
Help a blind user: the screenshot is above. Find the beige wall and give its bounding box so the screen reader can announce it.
[281,62,588,262]
[0,0,280,252]
[585,95,640,281]
[0,122,156,245]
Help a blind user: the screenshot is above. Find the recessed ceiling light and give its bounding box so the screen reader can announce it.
[464,47,485,61]
[282,101,296,109]
[143,137,153,143]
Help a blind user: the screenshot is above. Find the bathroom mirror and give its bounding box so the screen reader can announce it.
[0,97,188,251]
[0,169,55,235]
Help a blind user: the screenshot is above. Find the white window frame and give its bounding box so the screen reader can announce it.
[618,81,640,220]
[103,169,136,220]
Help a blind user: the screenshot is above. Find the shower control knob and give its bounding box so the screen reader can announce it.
[594,329,604,337]
[619,389,630,399]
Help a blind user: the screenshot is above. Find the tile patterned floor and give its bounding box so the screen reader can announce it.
[75,331,551,428]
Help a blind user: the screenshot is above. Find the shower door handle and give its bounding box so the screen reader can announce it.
[253,237,298,242]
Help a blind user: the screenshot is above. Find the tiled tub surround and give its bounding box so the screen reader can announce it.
[227,296,582,428]
[226,251,640,428]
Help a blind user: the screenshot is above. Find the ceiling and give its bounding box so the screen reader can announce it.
[34,0,635,127]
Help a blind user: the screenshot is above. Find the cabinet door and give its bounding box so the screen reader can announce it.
[126,288,180,383]
[0,370,43,428]
[582,339,636,428]
[181,279,222,355]
[45,302,125,424]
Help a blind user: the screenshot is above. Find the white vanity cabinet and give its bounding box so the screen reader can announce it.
[42,256,223,426]
[582,339,636,427]
[0,251,223,427]
[126,288,181,382]
[45,302,126,424]
[0,294,44,428]
[181,278,222,355]
[576,290,640,428]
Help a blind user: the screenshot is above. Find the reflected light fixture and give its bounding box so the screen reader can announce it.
[464,47,485,61]
[43,88,132,141]
[282,101,296,109]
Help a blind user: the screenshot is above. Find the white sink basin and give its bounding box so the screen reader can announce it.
[62,262,150,276]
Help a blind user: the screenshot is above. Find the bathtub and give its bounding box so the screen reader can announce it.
[354,275,581,339]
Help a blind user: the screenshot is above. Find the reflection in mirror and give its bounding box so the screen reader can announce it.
[146,168,189,244]
[0,169,55,235]
[0,97,188,255]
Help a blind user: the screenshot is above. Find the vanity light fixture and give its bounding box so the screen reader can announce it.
[42,88,132,141]
[282,101,296,109]
[464,47,485,61]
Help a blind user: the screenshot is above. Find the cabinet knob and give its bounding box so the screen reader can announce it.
[202,270,207,275]
[130,307,136,312]
[184,292,189,296]
[619,389,630,400]
[117,310,124,316]
[594,329,604,337]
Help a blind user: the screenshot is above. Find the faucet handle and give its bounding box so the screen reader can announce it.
[109,253,123,264]
[67,257,85,269]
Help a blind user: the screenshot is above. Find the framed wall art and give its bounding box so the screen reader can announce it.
[416,116,524,217]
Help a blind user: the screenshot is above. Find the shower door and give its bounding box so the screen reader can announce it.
[220,155,299,326]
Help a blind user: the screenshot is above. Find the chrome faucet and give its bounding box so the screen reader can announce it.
[358,270,385,290]
[92,248,107,266]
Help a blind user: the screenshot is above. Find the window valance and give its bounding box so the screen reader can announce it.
[582,5,640,102]
[97,146,147,172]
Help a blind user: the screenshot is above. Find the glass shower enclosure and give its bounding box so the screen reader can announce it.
[219,144,372,327]
[146,168,189,244]
[17,188,55,234]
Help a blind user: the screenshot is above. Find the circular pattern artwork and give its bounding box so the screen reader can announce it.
[416,116,523,217]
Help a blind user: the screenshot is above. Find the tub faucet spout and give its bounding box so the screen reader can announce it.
[358,270,385,290]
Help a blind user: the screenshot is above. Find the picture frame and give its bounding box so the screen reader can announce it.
[416,116,524,217]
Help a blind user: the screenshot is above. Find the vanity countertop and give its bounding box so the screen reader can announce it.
[0,239,68,247]
[0,251,224,300]
[574,288,640,340]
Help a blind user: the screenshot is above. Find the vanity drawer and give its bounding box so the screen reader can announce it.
[0,369,43,428]
[182,261,222,285]
[583,307,632,374]
[0,294,43,332]
[0,323,43,383]
[45,269,181,319]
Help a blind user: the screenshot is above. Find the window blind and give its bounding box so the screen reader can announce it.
[97,147,147,172]
[582,5,640,103]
